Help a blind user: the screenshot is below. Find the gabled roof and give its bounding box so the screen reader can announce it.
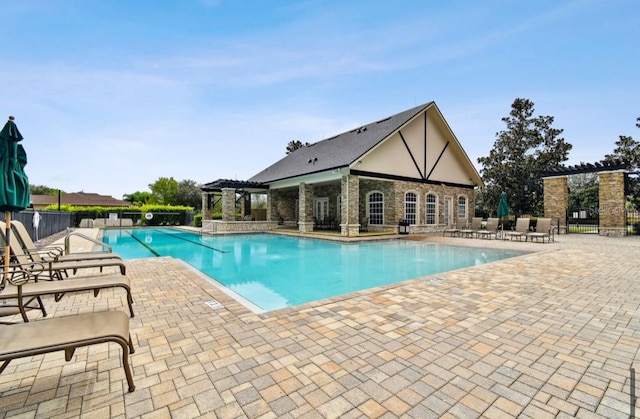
[248,103,433,184]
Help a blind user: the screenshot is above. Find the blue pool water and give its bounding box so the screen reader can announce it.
[100,229,527,312]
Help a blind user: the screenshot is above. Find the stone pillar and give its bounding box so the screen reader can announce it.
[201,192,212,220]
[543,176,568,231]
[240,193,251,218]
[340,174,360,236]
[221,188,236,222]
[267,190,276,222]
[298,183,314,233]
[598,171,627,236]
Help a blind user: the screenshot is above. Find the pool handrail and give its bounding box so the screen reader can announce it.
[64,231,113,255]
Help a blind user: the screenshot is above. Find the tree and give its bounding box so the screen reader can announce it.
[286,140,310,154]
[604,133,640,210]
[604,135,640,165]
[30,185,62,195]
[568,172,599,209]
[175,179,202,210]
[477,98,572,216]
[123,191,154,206]
[252,194,267,209]
[149,177,179,205]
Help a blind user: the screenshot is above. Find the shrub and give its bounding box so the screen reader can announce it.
[139,204,193,226]
[45,204,194,227]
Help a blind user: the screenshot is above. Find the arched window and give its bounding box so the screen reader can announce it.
[404,192,417,224]
[458,195,467,220]
[426,193,437,225]
[368,192,384,225]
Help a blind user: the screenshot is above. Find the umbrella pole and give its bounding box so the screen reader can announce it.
[2,211,10,291]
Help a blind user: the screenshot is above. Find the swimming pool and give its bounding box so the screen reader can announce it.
[100,229,527,312]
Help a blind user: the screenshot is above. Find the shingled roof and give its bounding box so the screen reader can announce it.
[248,103,433,184]
[30,192,131,207]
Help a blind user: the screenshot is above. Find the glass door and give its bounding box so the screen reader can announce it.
[444,198,453,226]
[315,198,329,220]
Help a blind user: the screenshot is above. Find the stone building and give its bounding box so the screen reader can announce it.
[202,102,483,236]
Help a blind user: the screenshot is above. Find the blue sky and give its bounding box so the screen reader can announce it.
[2,0,638,199]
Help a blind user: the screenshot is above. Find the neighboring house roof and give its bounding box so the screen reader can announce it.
[247,102,483,188]
[31,192,131,207]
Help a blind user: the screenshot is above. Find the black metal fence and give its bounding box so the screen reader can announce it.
[567,207,599,234]
[72,210,195,227]
[0,210,74,242]
[1,209,196,242]
[628,210,640,235]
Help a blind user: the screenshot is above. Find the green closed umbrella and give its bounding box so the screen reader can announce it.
[0,116,30,290]
[497,192,509,238]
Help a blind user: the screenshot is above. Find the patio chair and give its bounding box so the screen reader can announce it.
[526,218,554,243]
[2,222,126,279]
[0,262,134,322]
[0,264,47,323]
[459,217,483,238]
[2,262,133,321]
[476,218,499,239]
[504,218,530,241]
[11,220,122,263]
[0,308,136,392]
[443,218,465,237]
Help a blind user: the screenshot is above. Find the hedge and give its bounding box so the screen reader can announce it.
[44,204,195,227]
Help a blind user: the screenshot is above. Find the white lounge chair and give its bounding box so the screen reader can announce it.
[504,218,530,241]
[526,218,554,243]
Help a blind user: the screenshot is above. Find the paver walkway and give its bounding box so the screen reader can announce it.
[1,232,639,418]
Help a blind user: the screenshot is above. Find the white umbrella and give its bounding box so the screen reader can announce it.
[32,210,41,241]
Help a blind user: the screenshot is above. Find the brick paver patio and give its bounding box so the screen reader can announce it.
[1,231,639,418]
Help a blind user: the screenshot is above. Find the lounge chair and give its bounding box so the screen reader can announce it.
[504,218,530,241]
[0,266,47,323]
[526,218,554,243]
[0,263,134,321]
[476,218,499,239]
[11,220,123,263]
[443,218,465,237]
[1,222,126,279]
[0,310,136,392]
[459,217,483,238]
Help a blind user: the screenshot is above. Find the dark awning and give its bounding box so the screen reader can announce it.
[201,179,268,193]
[541,160,628,177]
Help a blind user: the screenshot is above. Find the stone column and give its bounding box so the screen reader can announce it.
[239,193,251,218]
[340,174,360,236]
[298,182,314,233]
[267,190,276,222]
[543,176,568,232]
[221,188,236,222]
[201,192,211,220]
[598,171,627,236]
